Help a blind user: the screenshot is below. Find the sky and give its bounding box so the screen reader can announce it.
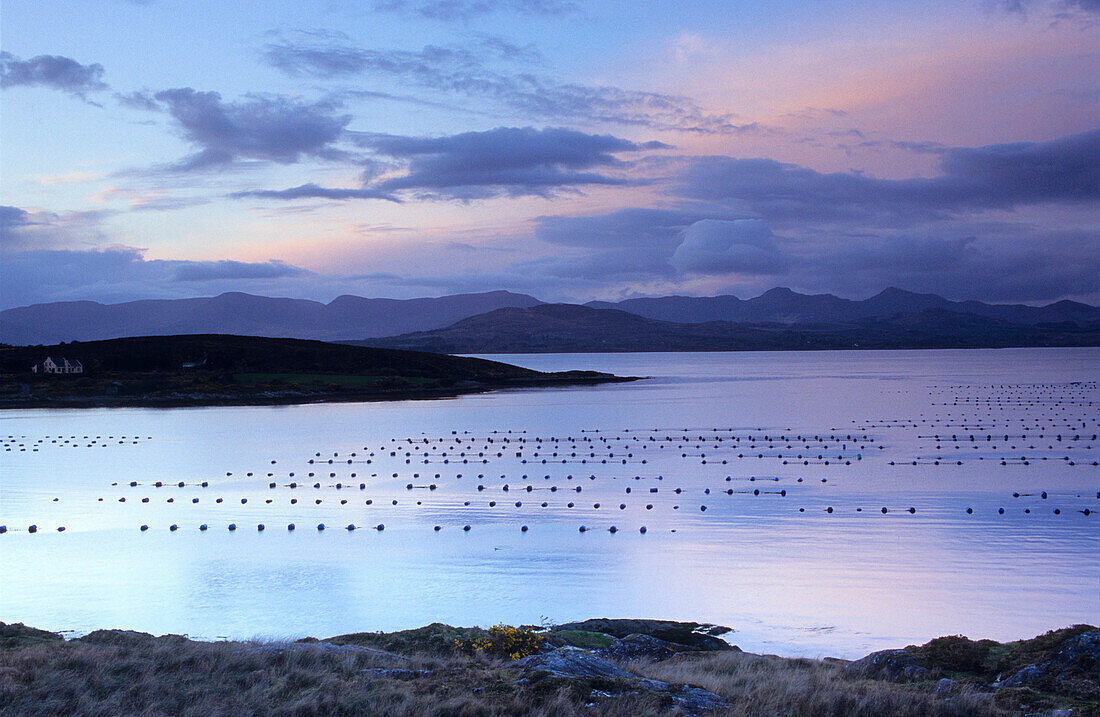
[1,0,1098,309]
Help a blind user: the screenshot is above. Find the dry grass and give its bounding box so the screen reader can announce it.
[0,637,675,717]
[616,650,1009,717]
[2,624,1094,716]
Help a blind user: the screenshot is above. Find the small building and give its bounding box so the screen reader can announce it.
[31,357,83,374]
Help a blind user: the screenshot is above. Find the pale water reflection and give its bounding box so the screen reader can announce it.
[1,349,1097,657]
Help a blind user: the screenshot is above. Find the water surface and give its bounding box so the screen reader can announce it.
[2,348,1097,657]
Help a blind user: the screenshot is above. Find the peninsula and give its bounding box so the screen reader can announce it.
[0,334,631,409]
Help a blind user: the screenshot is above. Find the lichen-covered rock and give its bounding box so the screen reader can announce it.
[513,647,637,679]
[933,677,958,693]
[844,648,933,681]
[669,685,730,714]
[514,647,729,714]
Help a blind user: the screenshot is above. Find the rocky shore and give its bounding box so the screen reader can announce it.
[2,619,1096,716]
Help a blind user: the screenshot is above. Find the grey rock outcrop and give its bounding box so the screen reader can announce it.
[513,648,637,679]
[512,647,729,714]
[995,629,1100,691]
[844,648,932,681]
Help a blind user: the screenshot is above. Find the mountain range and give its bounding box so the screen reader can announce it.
[356,303,1100,353]
[3,288,1098,351]
[0,290,541,345]
[586,287,1100,325]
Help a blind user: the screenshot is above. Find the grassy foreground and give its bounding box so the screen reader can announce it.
[0,621,1096,716]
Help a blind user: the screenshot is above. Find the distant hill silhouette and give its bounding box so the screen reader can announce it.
[4,287,1098,349]
[0,291,542,344]
[586,287,1100,326]
[355,303,1100,353]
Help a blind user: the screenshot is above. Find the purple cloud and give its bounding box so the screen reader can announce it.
[678,128,1100,225]
[237,126,667,201]
[152,88,352,170]
[1,52,108,98]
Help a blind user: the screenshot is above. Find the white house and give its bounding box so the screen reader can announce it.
[32,357,83,374]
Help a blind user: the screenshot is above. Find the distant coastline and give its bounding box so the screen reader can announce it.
[0,374,635,410]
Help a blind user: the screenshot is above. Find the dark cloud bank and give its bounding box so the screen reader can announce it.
[0,245,310,308]
[502,129,1100,302]
[678,129,1100,225]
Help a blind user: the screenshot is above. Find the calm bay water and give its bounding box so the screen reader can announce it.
[1,348,1097,657]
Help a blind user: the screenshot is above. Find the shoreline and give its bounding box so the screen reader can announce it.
[0,374,639,410]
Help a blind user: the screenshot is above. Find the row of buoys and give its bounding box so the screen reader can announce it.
[12,505,1092,534]
[1,521,675,535]
[96,493,783,510]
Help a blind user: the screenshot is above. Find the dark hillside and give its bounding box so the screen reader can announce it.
[0,334,539,379]
[0,334,626,408]
[358,304,1100,354]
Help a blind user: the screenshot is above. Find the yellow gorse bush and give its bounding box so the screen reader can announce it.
[453,624,544,660]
